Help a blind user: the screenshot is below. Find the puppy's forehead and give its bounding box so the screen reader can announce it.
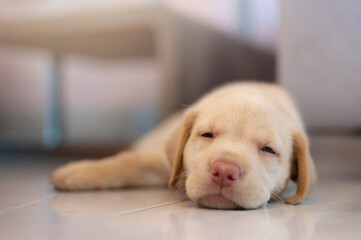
[196,93,276,128]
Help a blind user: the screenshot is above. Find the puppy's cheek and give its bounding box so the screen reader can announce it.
[184,171,210,202]
[236,183,271,209]
[262,162,291,196]
[264,160,279,173]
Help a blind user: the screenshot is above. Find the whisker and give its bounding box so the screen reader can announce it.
[168,172,187,194]
[270,192,285,204]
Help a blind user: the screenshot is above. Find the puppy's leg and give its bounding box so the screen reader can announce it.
[51,150,171,190]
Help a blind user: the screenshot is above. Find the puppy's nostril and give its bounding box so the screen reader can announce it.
[213,172,220,177]
[227,175,236,181]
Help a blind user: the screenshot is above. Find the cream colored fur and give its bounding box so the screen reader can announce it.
[51,82,317,209]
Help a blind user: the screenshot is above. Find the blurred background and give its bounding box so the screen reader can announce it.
[0,0,360,157]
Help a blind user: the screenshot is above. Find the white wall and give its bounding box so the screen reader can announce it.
[279,0,361,131]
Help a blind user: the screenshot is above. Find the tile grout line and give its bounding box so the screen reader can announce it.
[0,194,55,215]
[99,200,187,220]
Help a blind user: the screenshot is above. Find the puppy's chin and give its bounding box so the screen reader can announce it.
[196,195,242,210]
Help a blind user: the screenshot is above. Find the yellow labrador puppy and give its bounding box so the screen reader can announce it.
[51,82,317,209]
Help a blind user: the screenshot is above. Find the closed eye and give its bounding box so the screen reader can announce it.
[201,132,214,138]
[261,146,276,154]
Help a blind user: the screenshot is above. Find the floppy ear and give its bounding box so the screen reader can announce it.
[166,109,198,189]
[286,130,317,204]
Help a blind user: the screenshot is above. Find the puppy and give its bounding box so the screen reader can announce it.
[51,82,317,209]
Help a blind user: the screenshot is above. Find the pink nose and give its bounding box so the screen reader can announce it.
[210,161,240,187]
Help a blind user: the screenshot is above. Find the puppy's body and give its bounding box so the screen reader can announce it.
[51,82,317,209]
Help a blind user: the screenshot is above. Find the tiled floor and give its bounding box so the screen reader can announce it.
[1,135,361,240]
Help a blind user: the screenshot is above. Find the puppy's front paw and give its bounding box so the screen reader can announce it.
[51,160,105,191]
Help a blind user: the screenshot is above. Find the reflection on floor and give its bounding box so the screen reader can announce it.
[1,135,361,240]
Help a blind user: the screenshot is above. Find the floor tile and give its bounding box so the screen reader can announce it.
[0,136,360,240]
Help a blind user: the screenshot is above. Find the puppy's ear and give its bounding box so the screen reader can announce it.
[286,130,317,204]
[166,109,198,189]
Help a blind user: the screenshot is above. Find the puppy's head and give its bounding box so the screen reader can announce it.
[168,89,316,209]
